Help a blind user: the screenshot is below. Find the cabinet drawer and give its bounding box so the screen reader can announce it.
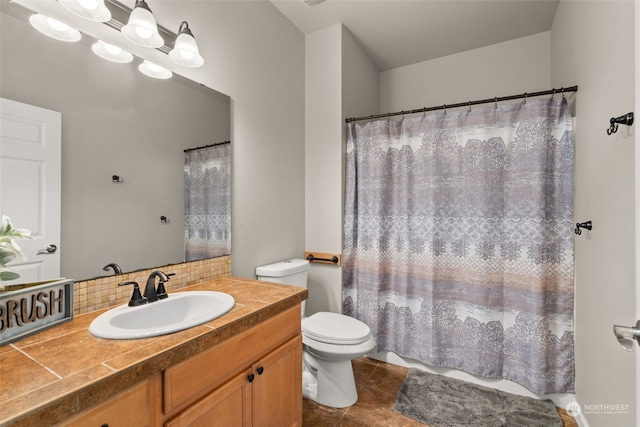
[164,305,300,414]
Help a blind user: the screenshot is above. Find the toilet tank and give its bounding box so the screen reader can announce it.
[255,259,309,288]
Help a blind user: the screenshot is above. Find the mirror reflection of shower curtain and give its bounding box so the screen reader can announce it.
[343,98,575,395]
[184,143,231,261]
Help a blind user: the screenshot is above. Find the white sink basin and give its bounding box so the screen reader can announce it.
[89,291,235,339]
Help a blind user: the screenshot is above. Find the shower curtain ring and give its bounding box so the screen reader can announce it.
[443,104,447,114]
[551,89,556,100]
[468,101,472,112]
[523,93,527,104]
[494,97,498,109]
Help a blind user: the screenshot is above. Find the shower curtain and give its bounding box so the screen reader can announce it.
[343,98,575,394]
[184,144,231,261]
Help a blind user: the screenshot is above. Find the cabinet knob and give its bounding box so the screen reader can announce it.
[247,373,255,383]
[257,366,264,375]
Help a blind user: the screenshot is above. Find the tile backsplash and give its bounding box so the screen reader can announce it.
[73,255,231,316]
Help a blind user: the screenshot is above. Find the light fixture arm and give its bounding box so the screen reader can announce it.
[178,21,194,37]
[133,0,153,13]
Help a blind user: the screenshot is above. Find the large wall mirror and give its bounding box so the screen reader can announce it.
[0,2,231,281]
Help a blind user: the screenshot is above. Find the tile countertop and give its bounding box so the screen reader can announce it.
[0,277,307,427]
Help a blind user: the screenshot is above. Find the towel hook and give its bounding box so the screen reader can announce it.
[575,220,592,235]
[607,112,634,135]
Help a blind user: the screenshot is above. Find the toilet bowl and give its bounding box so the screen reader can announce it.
[255,259,376,408]
[301,311,376,407]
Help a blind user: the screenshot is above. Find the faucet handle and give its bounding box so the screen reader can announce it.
[156,272,174,300]
[118,281,147,306]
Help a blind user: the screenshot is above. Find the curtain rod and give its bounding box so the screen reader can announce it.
[184,140,230,153]
[345,86,578,123]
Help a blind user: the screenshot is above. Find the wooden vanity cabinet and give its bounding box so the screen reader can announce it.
[163,305,302,426]
[56,305,302,427]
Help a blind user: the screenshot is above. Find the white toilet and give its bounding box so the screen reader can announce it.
[256,259,376,408]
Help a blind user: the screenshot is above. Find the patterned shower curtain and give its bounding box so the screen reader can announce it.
[343,98,575,394]
[184,143,231,261]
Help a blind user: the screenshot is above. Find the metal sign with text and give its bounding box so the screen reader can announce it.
[0,278,73,345]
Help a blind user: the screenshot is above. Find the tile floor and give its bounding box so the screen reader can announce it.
[302,357,578,427]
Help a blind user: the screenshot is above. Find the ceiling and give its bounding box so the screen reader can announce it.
[269,0,560,71]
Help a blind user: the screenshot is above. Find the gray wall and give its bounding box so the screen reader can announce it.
[552,1,636,426]
[304,24,379,316]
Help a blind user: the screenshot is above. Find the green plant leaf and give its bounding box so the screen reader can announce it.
[0,251,17,265]
[0,271,20,281]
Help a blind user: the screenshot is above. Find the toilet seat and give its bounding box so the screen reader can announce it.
[302,312,371,345]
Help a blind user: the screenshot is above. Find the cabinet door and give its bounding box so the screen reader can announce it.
[252,336,302,427]
[59,379,155,427]
[165,369,253,427]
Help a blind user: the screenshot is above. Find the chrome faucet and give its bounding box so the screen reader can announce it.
[103,263,122,275]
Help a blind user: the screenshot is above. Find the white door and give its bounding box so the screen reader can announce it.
[0,97,61,285]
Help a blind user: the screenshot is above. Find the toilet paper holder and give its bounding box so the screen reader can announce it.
[613,320,640,351]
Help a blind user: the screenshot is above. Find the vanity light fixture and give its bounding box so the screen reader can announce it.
[28,13,81,42]
[121,0,163,48]
[138,59,172,79]
[91,40,133,63]
[168,21,203,68]
[58,0,112,22]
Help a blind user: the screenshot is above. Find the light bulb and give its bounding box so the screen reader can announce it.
[104,43,121,55]
[78,0,99,10]
[59,0,111,22]
[138,60,172,79]
[179,50,195,60]
[47,17,69,32]
[134,26,153,40]
[29,14,81,42]
[168,22,203,67]
[121,0,163,48]
[91,40,133,63]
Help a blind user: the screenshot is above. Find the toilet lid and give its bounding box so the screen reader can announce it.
[302,312,371,345]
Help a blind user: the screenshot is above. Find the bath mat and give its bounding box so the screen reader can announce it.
[392,368,562,427]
